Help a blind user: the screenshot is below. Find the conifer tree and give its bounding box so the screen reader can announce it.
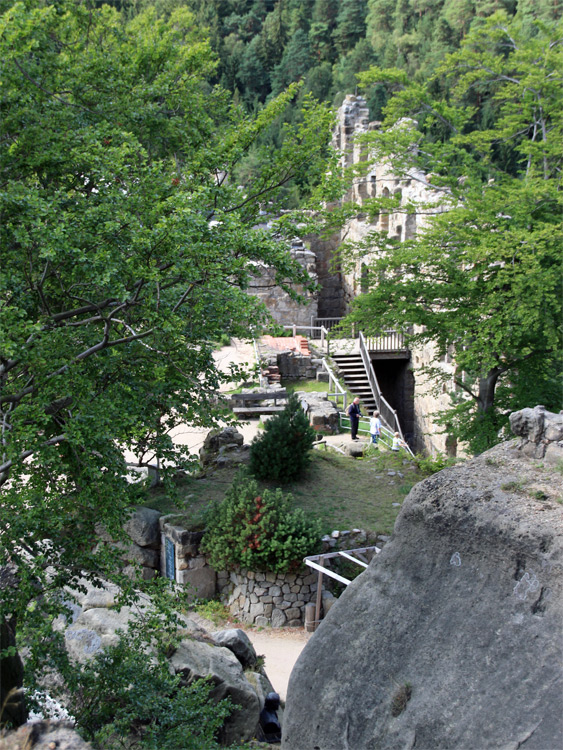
[249,394,316,481]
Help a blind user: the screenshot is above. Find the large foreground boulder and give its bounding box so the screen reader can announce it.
[283,416,563,750]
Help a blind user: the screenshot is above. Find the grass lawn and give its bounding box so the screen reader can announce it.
[146,447,423,536]
[282,379,329,394]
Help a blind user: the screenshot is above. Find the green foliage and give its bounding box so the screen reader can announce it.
[201,471,322,573]
[413,452,457,477]
[0,0,333,685]
[249,394,316,481]
[194,599,232,626]
[346,14,563,454]
[63,628,231,749]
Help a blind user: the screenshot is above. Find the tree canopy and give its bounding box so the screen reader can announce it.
[343,13,562,453]
[0,0,333,700]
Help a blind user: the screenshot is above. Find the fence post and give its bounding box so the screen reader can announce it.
[314,558,324,628]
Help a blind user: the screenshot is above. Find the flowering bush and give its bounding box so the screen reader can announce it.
[201,472,321,573]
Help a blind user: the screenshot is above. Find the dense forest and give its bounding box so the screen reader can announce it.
[119,0,561,116]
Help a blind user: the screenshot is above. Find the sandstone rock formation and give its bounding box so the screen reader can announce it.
[283,410,563,750]
[199,426,249,469]
[0,722,91,750]
[58,582,272,745]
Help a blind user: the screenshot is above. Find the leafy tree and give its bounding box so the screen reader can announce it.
[201,471,322,573]
[345,13,562,453]
[249,394,317,481]
[0,0,333,714]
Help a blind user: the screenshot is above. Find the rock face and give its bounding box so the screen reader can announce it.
[283,429,563,749]
[0,722,91,750]
[59,584,268,745]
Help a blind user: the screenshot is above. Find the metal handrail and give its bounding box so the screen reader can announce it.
[358,331,408,445]
[320,358,347,411]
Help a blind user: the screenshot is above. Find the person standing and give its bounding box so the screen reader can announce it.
[369,410,381,446]
[347,397,362,440]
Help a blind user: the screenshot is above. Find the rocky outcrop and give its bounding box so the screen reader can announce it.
[96,506,162,580]
[58,583,272,745]
[283,415,563,750]
[296,391,340,434]
[0,722,91,750]
[170,638,260,746]
[199,426,249,469]
[510,404,563,464]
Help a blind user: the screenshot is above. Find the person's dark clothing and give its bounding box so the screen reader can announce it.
[348,402,361,439]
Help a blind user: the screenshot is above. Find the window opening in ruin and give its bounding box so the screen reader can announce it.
[360,263,369,293]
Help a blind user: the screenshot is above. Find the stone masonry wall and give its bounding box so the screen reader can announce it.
[247,239,318,326]
[217,569,319,627]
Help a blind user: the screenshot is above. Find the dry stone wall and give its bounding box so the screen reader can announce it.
[217,569,319,627]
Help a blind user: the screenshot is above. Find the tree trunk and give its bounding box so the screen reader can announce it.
[1,566,28,728]
[477,368,501,414]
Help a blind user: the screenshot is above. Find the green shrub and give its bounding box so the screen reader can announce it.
[413,452,457,477]
[201,472,322,573]
[65,628,231,749]
[249,394,316,482]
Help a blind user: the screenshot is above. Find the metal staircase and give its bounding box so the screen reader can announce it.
[331,352,377,413]
[332,332,408,445]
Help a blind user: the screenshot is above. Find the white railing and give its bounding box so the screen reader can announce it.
[282,324,330,353]
[365,329,407,352]
[320,357,347,411]
[359,331,410,449]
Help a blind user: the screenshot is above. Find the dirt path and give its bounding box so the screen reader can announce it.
[246,628,312,701]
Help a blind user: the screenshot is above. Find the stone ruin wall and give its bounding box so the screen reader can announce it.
[158,509,389,627]
[247,238,318,327]
[331,95,456,455]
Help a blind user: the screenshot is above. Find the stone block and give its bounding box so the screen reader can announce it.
[282,584,291,594]
[290,585,301,594]
[263,604,273,617]
[285,608,301,620]
[176,567,216,601]
[269,585,282,597]
[285,593,297,602]
[271,609,287,628]
[188,556,207,570]
[287,619,302,627]
[265,572,276,583]
[545,442,563,465]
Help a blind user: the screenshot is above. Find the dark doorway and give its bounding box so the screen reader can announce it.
[370,356,414,441]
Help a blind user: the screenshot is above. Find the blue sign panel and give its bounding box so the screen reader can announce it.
[165,537,175,581]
